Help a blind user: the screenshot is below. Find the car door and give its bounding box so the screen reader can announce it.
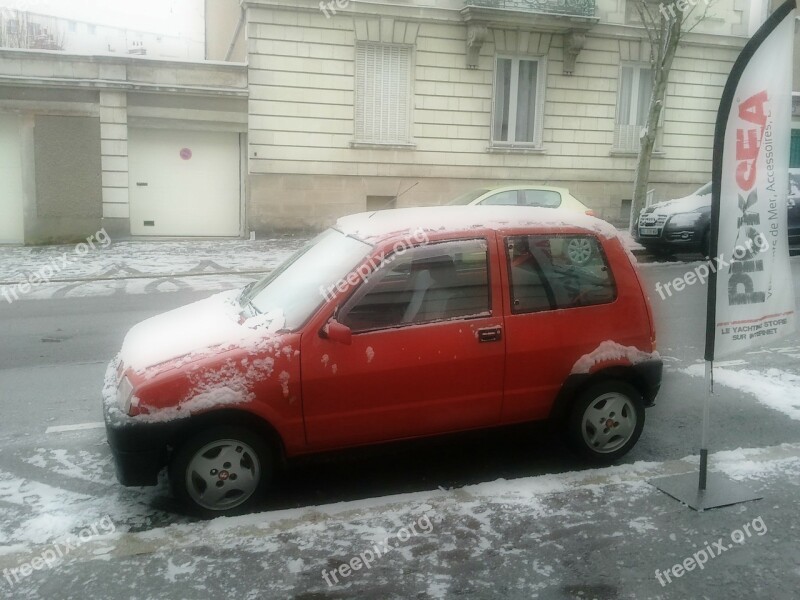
[300,236,506,450]
[498,232,620,423]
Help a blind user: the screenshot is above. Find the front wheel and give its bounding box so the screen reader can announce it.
[566,381,645,463]
[170,426,271,517]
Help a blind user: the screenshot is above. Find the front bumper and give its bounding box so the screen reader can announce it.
[636,227,703,251]
[104,398,181,487]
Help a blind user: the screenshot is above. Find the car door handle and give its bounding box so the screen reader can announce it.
[477,327,502,343]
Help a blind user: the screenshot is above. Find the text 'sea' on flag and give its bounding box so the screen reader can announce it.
[707,0,798,360]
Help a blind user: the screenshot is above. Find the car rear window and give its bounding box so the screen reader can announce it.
[505,235,616,314]
[520,189,561,208]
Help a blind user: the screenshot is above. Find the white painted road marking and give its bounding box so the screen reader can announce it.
[46,422,105,434]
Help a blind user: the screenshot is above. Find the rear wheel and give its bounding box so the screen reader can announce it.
[170,426,271,517]
[566,237,593,265]
[566,381,645,463]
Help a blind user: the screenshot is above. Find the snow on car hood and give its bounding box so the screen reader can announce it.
[120,289,286,374]
[646,193,709,216]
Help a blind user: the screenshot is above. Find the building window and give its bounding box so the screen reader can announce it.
[492,56,546,147]
[88,24,96,35]
[68,21,76,32]
[355,42,412,145]
[614,64,653,153]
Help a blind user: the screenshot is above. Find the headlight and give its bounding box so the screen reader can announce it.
[667,212,702,228]
[117,376,135,413]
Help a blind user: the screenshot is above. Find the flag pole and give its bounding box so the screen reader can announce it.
[698,360,712,491]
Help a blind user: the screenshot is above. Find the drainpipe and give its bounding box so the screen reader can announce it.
[225,6,246,62]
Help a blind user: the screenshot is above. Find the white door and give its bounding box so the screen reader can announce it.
[0,114,24,244]
[129,128,241,237]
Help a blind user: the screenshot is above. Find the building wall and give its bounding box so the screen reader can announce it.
[0,49,248,243]
[245,1,747,230]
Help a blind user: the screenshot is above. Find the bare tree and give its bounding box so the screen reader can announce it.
[0,9,64,51]
[629,0,715,232]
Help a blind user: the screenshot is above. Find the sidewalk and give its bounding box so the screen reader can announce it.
[0,237,310,302]
[0,230,656,303]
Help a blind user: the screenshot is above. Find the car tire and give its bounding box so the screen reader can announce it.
[566,237,593,266]
[566,381,645,464]
[170,425,272,517]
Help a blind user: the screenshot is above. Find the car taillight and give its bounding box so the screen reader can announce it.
[585,209,596,217]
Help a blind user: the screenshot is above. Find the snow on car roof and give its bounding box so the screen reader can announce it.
[336,205,617,243]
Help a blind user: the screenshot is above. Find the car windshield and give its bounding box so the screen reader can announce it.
[242,229,371,331]
[695,182,713,196]
[447,188,491,205]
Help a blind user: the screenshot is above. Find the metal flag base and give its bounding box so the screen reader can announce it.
[650,471,762,511]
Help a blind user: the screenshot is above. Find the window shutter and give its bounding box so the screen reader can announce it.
[355,42,411,144]
[355,43,367,142]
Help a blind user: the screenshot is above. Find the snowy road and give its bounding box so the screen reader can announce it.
[1,261,799,599]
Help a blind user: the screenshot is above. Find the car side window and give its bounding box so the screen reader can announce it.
[506,235,616,314]
[340,239,491,333]
[480,190,519,206]
[520,189,561,208]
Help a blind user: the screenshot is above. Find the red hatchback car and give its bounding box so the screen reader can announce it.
[103,206,662,515]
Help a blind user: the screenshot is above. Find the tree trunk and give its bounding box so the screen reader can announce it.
[629,8,683,233]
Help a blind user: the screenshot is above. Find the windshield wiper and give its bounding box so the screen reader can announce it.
[239,281,256,306]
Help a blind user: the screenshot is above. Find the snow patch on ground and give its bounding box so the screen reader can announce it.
[684,364,800,421]
[23,448,114,485]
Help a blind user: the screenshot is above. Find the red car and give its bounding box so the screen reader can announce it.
[103,206,662,515]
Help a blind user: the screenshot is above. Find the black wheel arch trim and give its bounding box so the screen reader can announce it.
[548,359,663,424]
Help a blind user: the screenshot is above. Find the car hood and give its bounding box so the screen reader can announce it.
[120,289,288,374]
[645,193,710,216]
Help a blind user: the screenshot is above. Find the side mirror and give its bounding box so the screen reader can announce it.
[321,319,352,346]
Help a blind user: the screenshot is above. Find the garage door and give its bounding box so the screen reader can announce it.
[0,114,24,244]
[129,128,241,237]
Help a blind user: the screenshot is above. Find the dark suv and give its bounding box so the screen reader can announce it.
[636,175,800,257]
